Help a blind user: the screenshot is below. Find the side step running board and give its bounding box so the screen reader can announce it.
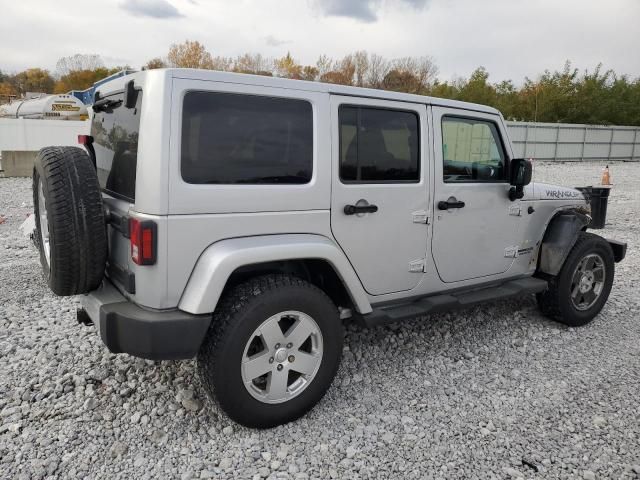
[362,277,548,327]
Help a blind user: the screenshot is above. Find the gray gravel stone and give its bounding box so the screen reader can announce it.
[1,164,639,479]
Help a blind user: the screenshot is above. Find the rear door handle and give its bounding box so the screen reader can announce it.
[344,204,378,215]
[438,198,465,210]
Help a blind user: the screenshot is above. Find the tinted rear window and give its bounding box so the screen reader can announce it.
[339,106,419,183]
[181,91,313,184]
[91,91,142,201]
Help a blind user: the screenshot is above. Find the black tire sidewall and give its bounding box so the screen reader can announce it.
[203,280,343,428]
[556,235,614,326]
[32,147,107,296]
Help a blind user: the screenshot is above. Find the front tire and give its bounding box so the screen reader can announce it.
[537,232,614,327]
[197,274,344,428]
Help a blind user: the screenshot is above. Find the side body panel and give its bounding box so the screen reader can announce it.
[430,106,520,282]
[158,78,336,310]
[329,95,431,296]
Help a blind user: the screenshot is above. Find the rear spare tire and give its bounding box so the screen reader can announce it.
[33,146,107,296]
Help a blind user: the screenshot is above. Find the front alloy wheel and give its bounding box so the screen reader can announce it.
[570,253,606,311]
[537,232,614,327]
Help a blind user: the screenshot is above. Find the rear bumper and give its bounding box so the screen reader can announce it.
[80,280,211,360]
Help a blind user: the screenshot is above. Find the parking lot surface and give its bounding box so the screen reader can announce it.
[1,162,638,479]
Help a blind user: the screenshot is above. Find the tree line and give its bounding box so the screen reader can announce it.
[1,42,639,126]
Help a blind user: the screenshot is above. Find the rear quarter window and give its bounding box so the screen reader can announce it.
[181,91,313,184]
[91,90,142,201]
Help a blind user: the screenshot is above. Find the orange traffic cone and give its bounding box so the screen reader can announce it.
[601,165,612,186]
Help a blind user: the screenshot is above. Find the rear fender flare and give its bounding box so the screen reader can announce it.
[178,234,372,315]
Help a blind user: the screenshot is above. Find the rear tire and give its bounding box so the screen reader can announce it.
[33,147,107,296]
[537,232,614,327]
[197,274,344,428]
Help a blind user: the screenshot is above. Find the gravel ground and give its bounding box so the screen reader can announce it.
[1,162,639,480]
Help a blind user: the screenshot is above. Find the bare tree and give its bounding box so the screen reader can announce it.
[336,55,355,86]
[390,56,439,93]
[353,51,369,87]
[367,54,390,89]
[56,54,104,76]
[315,55,333,78]
[233,53,273,74]
[211,56,233,72]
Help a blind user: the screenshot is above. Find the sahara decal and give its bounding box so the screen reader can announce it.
[52,103,81,112]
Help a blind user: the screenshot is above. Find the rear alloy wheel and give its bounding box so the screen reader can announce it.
[37,177,51,270]
[537,232,614,327]
[198,274,343,428]
[241,310,324,404]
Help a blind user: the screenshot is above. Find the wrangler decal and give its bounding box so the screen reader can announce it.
[544,189,581,199]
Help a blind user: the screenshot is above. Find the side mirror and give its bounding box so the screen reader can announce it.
[509,158,532,201]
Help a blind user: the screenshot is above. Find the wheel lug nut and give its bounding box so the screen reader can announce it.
[277,364,283,371]
[269,357,274,364]
[286,343,292,349]
[275,343,280,349]
[288,355,295,363]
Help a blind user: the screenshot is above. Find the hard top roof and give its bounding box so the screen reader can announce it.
[101,68,502,116]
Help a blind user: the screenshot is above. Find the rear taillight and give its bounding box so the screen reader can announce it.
[78,134,93,146]
[129,218,157,265]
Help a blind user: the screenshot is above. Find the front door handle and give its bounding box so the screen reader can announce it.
[438,198,465,210]
[344,204,378,215]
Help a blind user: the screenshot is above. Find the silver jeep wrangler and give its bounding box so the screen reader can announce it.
[32,69,627,428]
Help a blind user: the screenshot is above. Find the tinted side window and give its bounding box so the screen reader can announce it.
[181,92,313,184]
[340,106,419,182]
[442,117,507,183]
[91,91,142,202]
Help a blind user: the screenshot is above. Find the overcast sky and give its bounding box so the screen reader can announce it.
[1,0,638,83]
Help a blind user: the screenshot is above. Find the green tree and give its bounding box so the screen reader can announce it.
[382,69,421,93]
[10,68,54,94]
[144,57,166,70]
[494,80,519,120]
[275,52,303,79]
[166,40,215,69]
[457,67,497,106]
[54,67,122,93]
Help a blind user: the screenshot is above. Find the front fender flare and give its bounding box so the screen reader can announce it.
[538,211,590,276]
[178,234,372,315]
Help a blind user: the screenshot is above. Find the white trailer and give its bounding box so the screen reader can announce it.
[0,94,88,120]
